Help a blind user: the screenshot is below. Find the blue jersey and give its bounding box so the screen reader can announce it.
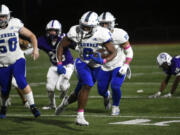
[164,56,180,75]
[38,34,74,66]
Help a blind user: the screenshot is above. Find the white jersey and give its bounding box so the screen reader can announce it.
[67,25,112,68]
[101,28,129,71]
[0,18,25,66]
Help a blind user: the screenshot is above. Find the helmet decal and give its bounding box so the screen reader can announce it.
[85,11,93,22]
[160,53,167,60]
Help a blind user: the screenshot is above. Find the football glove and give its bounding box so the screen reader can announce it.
[148,91,161,98]
[161,93,172,98]
[119,64,129,75]
[90,53,105,64]
[57,63,66,74]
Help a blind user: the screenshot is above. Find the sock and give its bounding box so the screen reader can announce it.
[48,91,56,107]
[1,97,9,107]
[77,111,84,117]
[24,91,35,105]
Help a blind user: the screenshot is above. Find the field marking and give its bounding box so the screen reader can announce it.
[6,114,180,119]
[9,94,180,99]
[109,119,180,126]
[28,81,172,86]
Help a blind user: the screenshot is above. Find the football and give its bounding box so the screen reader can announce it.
[95,48,109,58]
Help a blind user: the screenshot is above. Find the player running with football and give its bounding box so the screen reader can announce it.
[98,11,133,115]
[149,52,180,98]
[56,11,117,126]
[0,4,40,118]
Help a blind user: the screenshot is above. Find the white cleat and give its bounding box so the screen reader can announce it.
[42,105,56,110]
[111,106,120,116]
[75,115,89,126]
[161,93,172,98]
[104,90,111,110]
[55,96,69,115]
[148,91,161,98]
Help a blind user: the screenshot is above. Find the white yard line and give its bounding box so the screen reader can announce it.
[28,81,171,86]
[6,114,180,119]
[9,94,180,99]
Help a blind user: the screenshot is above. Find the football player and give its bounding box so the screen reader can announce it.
[98,12,133,115]
[55,11,117,126]
[0,37,32,108]
[149,52,180,98]
[37,20,74,110]
[0,4,40,118]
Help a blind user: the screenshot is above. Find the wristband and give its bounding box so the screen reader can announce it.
[57,62,62,65]
[103,59,107,64]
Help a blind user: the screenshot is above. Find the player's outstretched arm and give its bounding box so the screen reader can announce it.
[119,41,133,76]
[149,75,171,98]
[56,36,72,74]
[169,76,180,95]
[19,27,39,60]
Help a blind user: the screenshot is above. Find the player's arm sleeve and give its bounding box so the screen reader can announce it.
[118,30,133,64]
[123,41,133,64]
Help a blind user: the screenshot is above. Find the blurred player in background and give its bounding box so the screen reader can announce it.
[0,37,32,108]
[149,52,180,98]
[98,12,133,115]
[56,11,116,126]
[0,4,40,118]
[37,20,74,110]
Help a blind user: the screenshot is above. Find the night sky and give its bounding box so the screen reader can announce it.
[1,0,180,43]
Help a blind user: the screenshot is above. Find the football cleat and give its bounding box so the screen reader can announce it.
[0,106,7,119]
[111,106,120,116]
[104,90,111,110]
[30,105,40,118]
[75,115,89,126]
[55,95,69,115]
[42,105,56,110]
[161,93,172,98]
[148,91,161,98]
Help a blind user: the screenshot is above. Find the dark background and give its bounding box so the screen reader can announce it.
[1,0,180,43]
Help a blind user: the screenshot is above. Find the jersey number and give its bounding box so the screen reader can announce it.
[0,37,17,53]
[83,48,93,60]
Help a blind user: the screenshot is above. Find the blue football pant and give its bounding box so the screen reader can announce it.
[97,67,125,106]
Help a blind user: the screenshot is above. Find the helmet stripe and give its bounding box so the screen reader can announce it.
[51,20,55,27]
[85,11,93,22]
[102,12,106,20]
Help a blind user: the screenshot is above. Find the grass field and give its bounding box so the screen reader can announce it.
[1,44,180,135]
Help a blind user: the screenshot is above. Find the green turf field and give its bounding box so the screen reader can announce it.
[1,44,180,135]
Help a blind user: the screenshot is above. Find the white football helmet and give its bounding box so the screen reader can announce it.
[0,4,11,28]
[98,12,116,31]
[79,11,99,38]
[46,20,62,39]
[157,52,172,66]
